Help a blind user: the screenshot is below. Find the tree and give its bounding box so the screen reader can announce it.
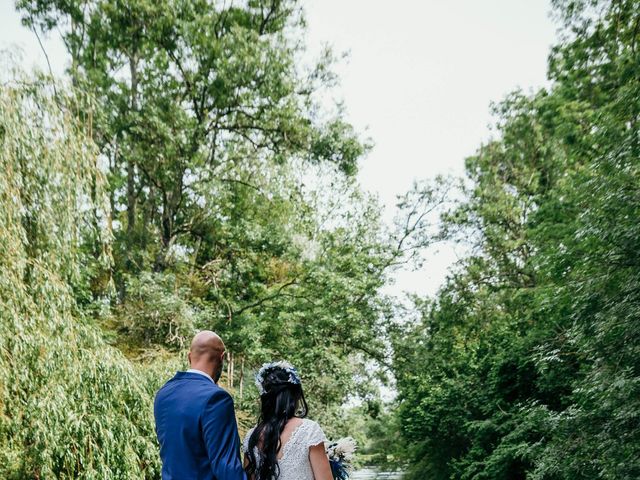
[17,0,364,276]
[14,0,430,449]
[393,0,640,478]
[0,72,173,479]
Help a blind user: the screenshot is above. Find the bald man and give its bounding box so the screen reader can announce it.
[154,331,246,480]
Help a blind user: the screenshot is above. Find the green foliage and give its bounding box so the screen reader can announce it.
[11,0,639,477]
[17,0,367,274]
[14,0,389,412]
[0,76,168,479]
[111,272,198,351]
[5,0,421,476]
[393,1,640,478]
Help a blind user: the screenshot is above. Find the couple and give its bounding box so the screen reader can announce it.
[154,330,334,480]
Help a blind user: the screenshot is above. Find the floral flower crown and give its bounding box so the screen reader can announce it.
[255,360,301,395]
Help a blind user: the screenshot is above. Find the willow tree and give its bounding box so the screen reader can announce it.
[0,75,166,478]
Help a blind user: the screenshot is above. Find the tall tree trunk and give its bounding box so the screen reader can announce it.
[239,357,245,399]
[126,55,139,238]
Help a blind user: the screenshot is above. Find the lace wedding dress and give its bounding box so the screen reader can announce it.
[243,419,327,480]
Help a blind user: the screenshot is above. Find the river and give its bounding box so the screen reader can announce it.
[351,468,404,479]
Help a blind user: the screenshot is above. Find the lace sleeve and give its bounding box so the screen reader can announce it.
[304,420,327,448]
[243,427,255,453]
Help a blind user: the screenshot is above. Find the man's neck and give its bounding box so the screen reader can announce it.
[187,368,215,383]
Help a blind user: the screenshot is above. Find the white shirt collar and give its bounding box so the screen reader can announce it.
[186,368,215,384]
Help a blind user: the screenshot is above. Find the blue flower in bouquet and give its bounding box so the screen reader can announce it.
[329,458,351,480]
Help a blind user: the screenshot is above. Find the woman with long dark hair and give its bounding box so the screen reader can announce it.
[243,361,333,480]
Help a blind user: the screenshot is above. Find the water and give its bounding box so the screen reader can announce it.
[351,468,404,479]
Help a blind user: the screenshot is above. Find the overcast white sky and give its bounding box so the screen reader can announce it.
[1,0,557,298]
[303,0,557,297]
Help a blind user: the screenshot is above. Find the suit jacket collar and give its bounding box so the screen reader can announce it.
[174,371,217,385]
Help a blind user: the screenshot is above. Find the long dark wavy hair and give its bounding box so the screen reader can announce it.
[245,365,309,479]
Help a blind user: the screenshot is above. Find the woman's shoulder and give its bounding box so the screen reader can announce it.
[299,418,319,429]
[298,418,327,446]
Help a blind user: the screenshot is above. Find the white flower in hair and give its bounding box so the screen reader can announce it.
[255,360,301,395]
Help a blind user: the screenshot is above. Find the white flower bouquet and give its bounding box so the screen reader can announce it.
[325,437,357,480]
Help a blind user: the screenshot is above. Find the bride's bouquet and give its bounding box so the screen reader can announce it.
[325,437,357,480]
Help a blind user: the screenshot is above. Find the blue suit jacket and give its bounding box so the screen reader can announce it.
[154,372,247,480]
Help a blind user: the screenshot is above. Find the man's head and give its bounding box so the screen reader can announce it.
[188,330,225,383]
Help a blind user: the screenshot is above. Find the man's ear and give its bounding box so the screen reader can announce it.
[187,351,192,365]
